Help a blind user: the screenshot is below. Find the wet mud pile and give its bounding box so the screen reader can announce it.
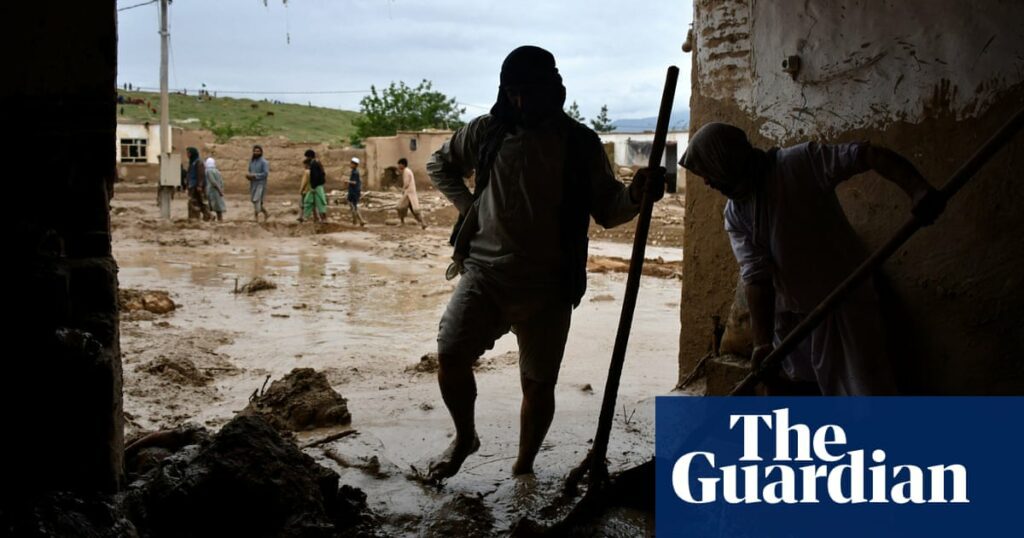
[2,416,375,538]
[122,415,374,538]
[243,368,353,432]
[120,289,177,322]
[237,276,277,294]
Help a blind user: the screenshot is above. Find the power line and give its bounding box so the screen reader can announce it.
[132,86,372,95]
[118,0,157,12]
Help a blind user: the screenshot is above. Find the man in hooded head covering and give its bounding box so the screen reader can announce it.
[680,123,944,396]
[424,45,665,482]
[185,147,211,221]
[246,145,270,222]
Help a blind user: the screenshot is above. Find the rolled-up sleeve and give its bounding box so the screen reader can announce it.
[724,202,772,284]
[805,141,870,191]
[428,116,488,214]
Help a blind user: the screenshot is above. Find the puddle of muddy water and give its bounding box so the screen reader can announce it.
[115,208,680,535]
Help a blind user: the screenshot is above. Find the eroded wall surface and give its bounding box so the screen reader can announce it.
[681,0,1024,393]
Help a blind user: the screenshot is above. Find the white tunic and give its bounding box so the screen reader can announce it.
[402,167,421,211]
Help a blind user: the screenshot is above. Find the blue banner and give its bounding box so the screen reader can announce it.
[655,397,1024,537]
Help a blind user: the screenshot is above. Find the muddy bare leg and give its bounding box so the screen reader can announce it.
[513,376,555,475]
[411,207,427,229]
[429,353,480,480]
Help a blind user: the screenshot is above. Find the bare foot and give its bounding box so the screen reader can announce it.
[425,435,480,483]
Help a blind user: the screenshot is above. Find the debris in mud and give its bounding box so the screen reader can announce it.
[475,351,519,371]
[406,352,517,375]
[119,289,176,315]
[237,276,277,294]
[122,415,373,538]
[406,353,440,374]
[426,493,495,537]
[242,368,352,432]
[587,255,681,279]
[141,356,213,387]
[125,423,210,479]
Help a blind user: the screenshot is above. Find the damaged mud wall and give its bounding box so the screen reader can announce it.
[364,130,453,191]
[197,136,365,195]
[681,0,1024,393]
[3,1,124,501]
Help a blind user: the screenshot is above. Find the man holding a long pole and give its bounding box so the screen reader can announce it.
[425,46,665,482]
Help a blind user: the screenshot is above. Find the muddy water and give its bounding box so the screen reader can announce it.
[114,192,685,535]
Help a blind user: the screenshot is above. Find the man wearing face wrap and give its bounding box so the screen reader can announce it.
[681,122,942,396]
[426,46,664,481]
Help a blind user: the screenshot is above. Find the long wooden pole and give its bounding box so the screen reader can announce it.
[588,65,679,480]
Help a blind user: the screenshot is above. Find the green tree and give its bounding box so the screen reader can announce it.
[351,80,465,145]
[566,101,585,123]
[589,104,616,133]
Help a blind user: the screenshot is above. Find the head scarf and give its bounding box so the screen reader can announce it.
[491,45,566,129]
[186,147,199,164]
[680,122,765,199]
[204,157,216,169]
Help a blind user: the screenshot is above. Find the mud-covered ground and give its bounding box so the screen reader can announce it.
[112,185,689,536]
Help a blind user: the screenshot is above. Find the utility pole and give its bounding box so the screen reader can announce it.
[157,0,174,219]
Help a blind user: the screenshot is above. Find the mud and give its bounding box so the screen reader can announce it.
[122,415,374,538]
[0,491,139,538]
[238,276,278,294]
[111,186,689,535]
[587,255,682,279]
[119,289,176,315]
[243,368,353,432]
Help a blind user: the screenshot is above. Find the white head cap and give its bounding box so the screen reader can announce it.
[351,157,360,164]
[204,157,216,169]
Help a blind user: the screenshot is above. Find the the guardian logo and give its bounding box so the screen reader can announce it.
[672,408,969,505]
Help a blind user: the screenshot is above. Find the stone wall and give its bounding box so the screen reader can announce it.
[681,0,1024,393]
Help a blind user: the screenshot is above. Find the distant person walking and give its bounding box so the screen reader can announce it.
[246,145,270,222]
[346,157,366,227]
[185,147,211,221]
[298,159,311,222]
[204,157,226,221]
[396,158,427,229]
[303,150,328,223]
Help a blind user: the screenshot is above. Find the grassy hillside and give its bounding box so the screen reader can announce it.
[117,91,359,144]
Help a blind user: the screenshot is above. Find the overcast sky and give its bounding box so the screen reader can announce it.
[116,0,693,121]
